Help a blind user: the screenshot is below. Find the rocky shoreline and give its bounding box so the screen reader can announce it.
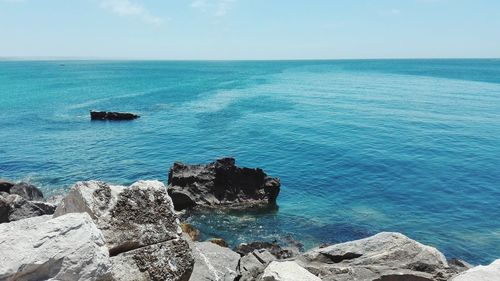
[1,158,498,281]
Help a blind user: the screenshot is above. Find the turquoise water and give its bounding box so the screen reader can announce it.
[1,59,499,264]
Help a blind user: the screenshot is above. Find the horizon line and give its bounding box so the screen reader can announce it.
[1,56,500,62]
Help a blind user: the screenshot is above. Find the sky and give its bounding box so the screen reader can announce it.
[1,0,499,60]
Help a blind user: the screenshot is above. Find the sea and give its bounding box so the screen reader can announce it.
[1,59,499,264]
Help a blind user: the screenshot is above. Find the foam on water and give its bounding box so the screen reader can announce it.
[0,59,499,264]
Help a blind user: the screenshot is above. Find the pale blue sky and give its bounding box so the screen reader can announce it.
[1,0,499,59]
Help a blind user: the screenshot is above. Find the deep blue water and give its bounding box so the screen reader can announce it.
[1,59,499,264]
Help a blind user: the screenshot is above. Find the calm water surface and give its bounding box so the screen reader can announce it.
[1,59,499,264]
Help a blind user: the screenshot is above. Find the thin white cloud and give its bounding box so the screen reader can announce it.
[190,0,236,17]
[100,0,164,25]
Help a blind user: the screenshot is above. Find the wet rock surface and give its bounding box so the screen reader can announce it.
[168,158,280,211]
[90,111,140,121]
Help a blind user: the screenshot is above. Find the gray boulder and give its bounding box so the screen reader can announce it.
[10,182,44,201]
[110,238,193,281]
[238,249,276,281]
[53,180,194,281]
[54,180,182,255]
[260,261,322,281]
[168,158,280,210]
[296,232,455,281]
[189,241,241,281]
[0,213,111,281]
[235,241,296,259]
[0,193,55,223]
[451,259,500,281]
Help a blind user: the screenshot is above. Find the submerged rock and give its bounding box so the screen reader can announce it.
[260,261,322,281]
[189,241,241,281]
[0,213,111,281]
[168,157,280,211]
[296,232,457,281]
[54,180,194,281]
[90,111,140,121]
[451,259,500,281]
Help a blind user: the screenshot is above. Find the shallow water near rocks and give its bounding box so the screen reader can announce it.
[1,59,499,264]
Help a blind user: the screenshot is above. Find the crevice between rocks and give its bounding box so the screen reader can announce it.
[320,252,363,263]
[109,238,178,257]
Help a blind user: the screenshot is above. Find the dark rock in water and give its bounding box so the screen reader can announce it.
[90,111,139,121]
[10,182,44,201]
[0,180,14,193]
[235,241,295,259]
[168,157,281,211]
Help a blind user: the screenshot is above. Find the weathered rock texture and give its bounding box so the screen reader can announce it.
[54,180,194,281]
[451,259,500,281]
[189,241,241,281]
[296,232,458,281]
[168,157,280,210]
[261,261,322,281]
[0,213,111,281]
[110,238,193,281]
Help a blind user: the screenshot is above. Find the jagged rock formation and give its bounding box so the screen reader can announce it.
[54,180,194,281]
[168,158,281,210]
[0,213,111,281]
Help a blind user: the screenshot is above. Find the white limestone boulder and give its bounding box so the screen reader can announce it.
[260,261,322,281]
[0,213,111,281]
[451,259,500,281]
[189,241,241,281]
